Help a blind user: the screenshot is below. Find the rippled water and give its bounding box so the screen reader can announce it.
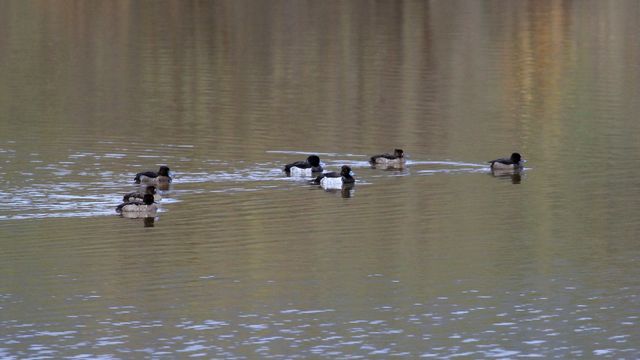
[2,1,640,358]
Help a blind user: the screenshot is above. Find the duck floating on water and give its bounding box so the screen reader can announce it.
[370,149,405,167]
[284,155,323,176]
[313,165,355,189]
[488,153,523,170]
[134,166,172,185]
[116,193,158,215]
[123,185,161,202]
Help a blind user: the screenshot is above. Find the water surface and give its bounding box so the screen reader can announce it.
[1,1,640,358]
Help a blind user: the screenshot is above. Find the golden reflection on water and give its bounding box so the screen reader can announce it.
[1,1,640,358]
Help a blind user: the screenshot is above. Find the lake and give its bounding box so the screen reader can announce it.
[1,1,640,358]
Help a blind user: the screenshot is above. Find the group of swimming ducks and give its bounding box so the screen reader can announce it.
[115,151,523,217]
[115,165,171,217]
[285,149,523,184]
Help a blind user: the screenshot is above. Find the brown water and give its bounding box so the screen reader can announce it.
[2,1,640,358]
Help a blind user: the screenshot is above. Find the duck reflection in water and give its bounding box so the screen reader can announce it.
[143,216,155,227]
[491,168,522,184]
[118,212,158,227]
[340,183,354,198]
[320,183,355,198]
[119,210,158,227]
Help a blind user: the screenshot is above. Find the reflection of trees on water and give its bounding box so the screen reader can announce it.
[4,1,637,161]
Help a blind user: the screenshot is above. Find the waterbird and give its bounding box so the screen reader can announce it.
[370,149,405,167]
[488,153,523,170]
[116,193,158,214]
[123,185,160,202]
[284,155,323,176]
[312,165,355,189]
[134,166,172,184]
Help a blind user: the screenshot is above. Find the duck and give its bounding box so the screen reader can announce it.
[312,165,355,189]
[123,185,161,202]
[134,166,172,184]
[370,149,405,167]
[116,193,158,214]
[488,153,523,170]
[284,155,323,176]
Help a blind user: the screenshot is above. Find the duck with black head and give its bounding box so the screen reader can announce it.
[134,166,172,185]
[488,153,523,170]
[284,155,323,176]
[370,149,405,167]
[312,165,355,189]
[123,185,161,203]
[116,193,158,215]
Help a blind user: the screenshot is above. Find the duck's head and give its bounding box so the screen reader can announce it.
[158,166,171,176]
[307,155,321,167]
[143,194,155,205]
[511,153,522,163]
[145,186,157,195]
[341,165,353,177]
[394,149,404,158]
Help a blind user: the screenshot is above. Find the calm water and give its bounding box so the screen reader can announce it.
[2,1,640,358]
